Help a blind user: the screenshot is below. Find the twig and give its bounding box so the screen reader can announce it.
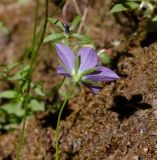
[77,1,89,34]
[73,0,82,16]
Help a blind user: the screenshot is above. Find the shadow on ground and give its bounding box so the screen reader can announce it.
[109,94,152,121]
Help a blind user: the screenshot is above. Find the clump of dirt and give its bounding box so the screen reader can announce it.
[1,0,157,160]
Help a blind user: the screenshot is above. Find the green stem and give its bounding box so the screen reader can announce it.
[16,0,48,159]
[64,34,70,46]
[55,85,74,160]
[33,0,48,64]
[16,85,31,160]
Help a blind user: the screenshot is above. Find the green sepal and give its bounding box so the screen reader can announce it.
[82,79,103,87]
[80,67,96,77]
[74,55,80,74]
[60,63,73,76]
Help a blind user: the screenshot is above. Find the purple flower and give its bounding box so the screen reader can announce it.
[56,43,119,93]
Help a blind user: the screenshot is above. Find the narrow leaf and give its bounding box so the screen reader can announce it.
[48,18,64,30]
[70,16,81,30]
[44,33,64,43]
[72,33,92,44]
[98,51,112,65]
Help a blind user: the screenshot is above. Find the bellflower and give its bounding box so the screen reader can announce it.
[56,43,119,93]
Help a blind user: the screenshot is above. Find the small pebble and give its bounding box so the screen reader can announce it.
[153,99,157,107]
[143,147,149,154]
[127,141,131,146]
[149,131,157,136]
[153,109,157,120]
[132,155,140,160]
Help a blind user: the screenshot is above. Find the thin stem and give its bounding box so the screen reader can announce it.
[34,0,48,64]
[16,82,31,160]
[77,0,89,34]
[53,77,65,92]
[31,0,39,56]
[73,0,82,16]
[55,85,74,160]
[16,1,39,159]
[16,0,48,159]
[63,34,70,46]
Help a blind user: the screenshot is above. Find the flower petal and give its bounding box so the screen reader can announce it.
[83,66,119,82]
[56,65,71,77]
[55,43,75,74]
[78,47,98,72]
[82,82,101,94]
[88,85,101,93]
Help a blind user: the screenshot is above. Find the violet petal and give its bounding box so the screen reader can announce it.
[83,66,119,82]
[55,43,75,74]
[88,85,101,93]
[78,47,98,73]
[82,82,101,94]
[56,65,71,77]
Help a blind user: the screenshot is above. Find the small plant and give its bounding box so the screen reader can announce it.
[0,64,45,132]
[110,0,157,43]
[54,43,119,160]
[44,16,92,46]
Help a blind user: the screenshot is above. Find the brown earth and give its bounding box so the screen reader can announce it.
[0,0,157,160]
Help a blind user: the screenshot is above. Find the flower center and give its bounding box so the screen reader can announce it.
[73,73,81,84]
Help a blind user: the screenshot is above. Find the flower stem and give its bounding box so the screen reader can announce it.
[16,0,48,159]
[55,85,74,160]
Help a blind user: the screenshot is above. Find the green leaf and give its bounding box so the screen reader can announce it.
[151,15,157,22]
[29,99,45,112]
[0,102,24,117]
[110,1,140,13]
[0,90,18,99]
[72,33,92,44]
[147,15,157,31]
[98,51,112,65]
[70,16,81,30]
[44,33,64,43]
[32,83,45,96]
[48,18,64,30]
[8,66,30,81]
[5,63,18,71]
[126,1,140,9]
[8,70,22,80]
